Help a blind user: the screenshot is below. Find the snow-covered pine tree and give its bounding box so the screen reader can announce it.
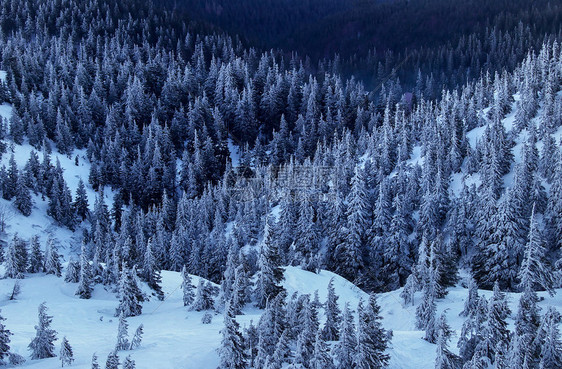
[28,235,44,273]
[91,353,100,369]
[459,276,479,317]
[218,302,247,369]
[123,355,136,369]
[76,244,93,299]
[181,266,195,307]
[510,286,541,367]
[321,277,342,341]
[334,303,357,369]
[336,167,368,283]
[129,324,143,350]
[105,350,119,369]
[538,306,562,369]
[59,336,74,367]
[8,279,20,300]
[518,204,555,296]
[73,178,89,221]
[416,270,438,343]
[64,257,80,283]
[487,282,510,361]
[400,273,419,307]
[116,312,129,351]
[141,238,164,300]
[434,313,460,369]
[4,236,21,279]
[44,238,62,277]
[28,302,57,359]
[354,295,390,369]
[254,216,284,309]
[311,330,335,369]
[14,175,32,216]
[457,295,488,364]
[192,279,215,311]
[0,310,11,362]
[115,265,144,318]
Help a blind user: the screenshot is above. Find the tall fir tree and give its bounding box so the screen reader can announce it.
[59,336,74,367]
[28,302,57,359]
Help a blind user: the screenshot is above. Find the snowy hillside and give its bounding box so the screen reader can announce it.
[0,265,560,369]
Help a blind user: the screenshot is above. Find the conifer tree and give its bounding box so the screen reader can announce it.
[76,245,93,299]
[434,313,460,369]
[28,235,44,273]
[91,353,100,369]
[4,236,21,279]
[123,355,136,369]
[460,277,479,317]
[354,295,390,369]
[254,217,284,309]
[337,167,369,283]
[59,336,74,367]
[518,205,555,296]
[129,324,143,350]
[311,330,335,369]
[218,303,247,369]
[116,312,129,351]
[0,310,11,362]
[192,279,215,311]
[14,175,32,216]
[334,303,357,369]
[538,307,562,369]
[28,302,57,359]
[141,238,164,300]
[64,257,80,283]
[416,271,438,343]
[105,350,119,369]
[44,238,62,277]
[116,265,144,318]
[181,266,195,307]
[322,278,342,341]
[73,178,89,221]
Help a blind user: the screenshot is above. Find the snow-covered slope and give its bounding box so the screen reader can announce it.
[2,266,562,369]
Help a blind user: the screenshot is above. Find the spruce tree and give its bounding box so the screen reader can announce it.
[334,303,357,369]
[28,235,44,273]
[311,330,335,369]
[518,205,555,296]
[123,355,136,369]
[91,353,100,369]
[141,238,164,300]
[105,350,119,369]
[44,238,62,277]
[218,303,247,369]
[354,295,390,369]
[254,216,284,309]
[321,277,342,341]
[539,307,562,369]
[116,265,144,318]
[181,266,195,307]
[28,302,57,359]
[129,324,143,350]
[116,312,129,351]
[59,336,74,367]
[73,178,89,221]
[434,313,460,369]
[64,258,80,283]
[0,310,11,362]
[14,175,32,216]
[192,279,215,311]
[76,245,93,299]
[4,236,21,279]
